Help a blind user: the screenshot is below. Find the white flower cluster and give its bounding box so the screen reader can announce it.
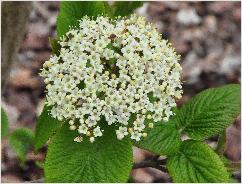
[40,14,182,143]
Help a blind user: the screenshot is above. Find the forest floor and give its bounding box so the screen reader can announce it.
[1,2,241,182]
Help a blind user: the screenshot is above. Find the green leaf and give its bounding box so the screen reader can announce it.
[1,107,9,138]
[175,84,241,140]
[219,156,233,179]
[35,105,62,151]
[103,2,114,18]
[167,140,229,183]
[49,37,61,56]
[9,128,34,162]
[57,1,106,37]
[44,123,133,182]
[113,1,144,17]
[135,123,182,155]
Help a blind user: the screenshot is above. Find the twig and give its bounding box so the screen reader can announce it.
[153,154,160,160]
[133,156,167,173]
[225,161,241,172]
[26,178,44,183]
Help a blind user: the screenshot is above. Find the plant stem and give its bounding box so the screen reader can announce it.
[216,130,227,155]
[225,161,241,172]
[133,156,167,173]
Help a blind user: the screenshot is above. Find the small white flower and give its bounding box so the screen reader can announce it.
[116,127,128,140]
[40,14,182,143]
[78,124,88,134]
[69,125,76,130]
[131,131,142,141]
[93,126,103,137]
[90,137,95,143]
[69,120,75,125]
[74,136,83,142]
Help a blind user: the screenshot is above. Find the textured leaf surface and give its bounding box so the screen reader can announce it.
[135,123,181,155]
[57,1,106,37]
[44,123,133,182]
[35,105,61,151]
[1,107,9,138]
[9,128,34,162]
[175,84,241,140]
[113,2,144,17]
[167,140,229,183]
